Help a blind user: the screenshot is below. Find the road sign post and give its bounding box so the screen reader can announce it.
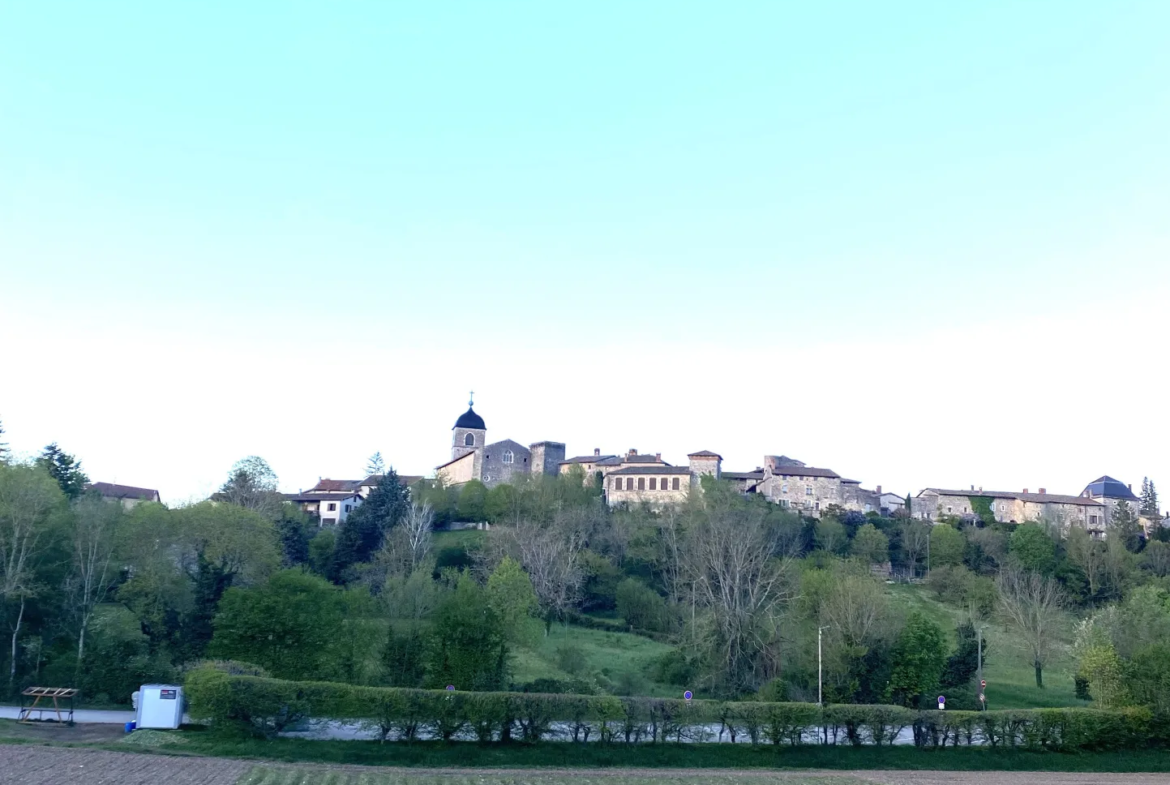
[937,695,945,711]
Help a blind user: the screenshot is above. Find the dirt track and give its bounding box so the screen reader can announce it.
[4,746,1170,785]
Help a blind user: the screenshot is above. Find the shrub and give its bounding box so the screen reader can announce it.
[183,670,1157,749]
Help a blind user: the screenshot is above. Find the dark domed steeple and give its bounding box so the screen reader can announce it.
[453,392,486,430]
[454,406,485,430]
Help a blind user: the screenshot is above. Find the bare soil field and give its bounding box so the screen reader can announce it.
[5,746,1170,785]
[0,745,248,784]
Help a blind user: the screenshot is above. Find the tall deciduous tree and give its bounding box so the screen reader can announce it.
[1009,524,1057,574]
[900,521,931,576]
[365,452,386,477]
[67,493,123,676]
[218,456,283,519]
[851,523,890,564]
[887,611,947,708]
[509,518,585,634]
[997,568,1064,687]
[929,524,965,569]
[209,569,346,680]
[0,464,65,688]
[486,556,538,645]
[425,575,508,691]
[36,443,88,500]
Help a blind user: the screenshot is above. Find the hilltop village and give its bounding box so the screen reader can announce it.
[211,401,1168,540]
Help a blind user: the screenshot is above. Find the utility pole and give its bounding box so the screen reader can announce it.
[977,626,984,711]
[818,625,830,706]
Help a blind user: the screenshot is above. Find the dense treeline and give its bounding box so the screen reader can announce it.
[0,432,1167,725]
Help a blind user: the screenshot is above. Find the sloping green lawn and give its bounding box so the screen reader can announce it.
[885,584,1088,709]
[511,624,679,697]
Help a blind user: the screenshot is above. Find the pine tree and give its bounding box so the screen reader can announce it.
[0,418,9,464]
[365,451,386,477]
[36,442,89,499]
[1140,477,1160,520]
[1111,500,1144,553]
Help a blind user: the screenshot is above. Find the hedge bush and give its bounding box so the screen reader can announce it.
[184,669,1155,749]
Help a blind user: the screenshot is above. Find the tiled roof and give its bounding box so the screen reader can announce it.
[308,478,362,493]
[624,454,666,464]
[88,482,159,501]
[285,490,361,502]
[921,488,1103,507]
[769,466,841,479]
[360,474,425,487]
[561,455,618,465]
[608,466,692,476]
[1083,476,1139,501]
[723,470,764,480]
[687,450,722,458]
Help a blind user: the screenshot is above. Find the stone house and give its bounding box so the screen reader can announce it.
[750,456,879,517]
[912,486,1106,535]
[605,450,693,508]
[87,482,161,509]
[558,449,621,484]
[435,399,564,489]
[1081,475,1142,525]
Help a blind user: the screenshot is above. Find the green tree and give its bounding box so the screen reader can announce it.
[424,575,508,691]
[887,611,948,708]
[0,418,9,464]
[330,470,409,583]
[486,556,538,645]
[1140,478,1160,520]
[67,493,124,677]
[615,578,668,633]
[381,624,427,687]
[36,443,88,500]
[941,620,987,692]
[456,480,488,522]
[218,456,282,519]
[929,524,965,568]
[1112,500,1144,553]
[366,451,386,477]
[175,502,281,660]
[850,523,890,564]
[0,463,67,688]
[209,569,346,680]
[815,517,846,554]
[1009,524,1057,574]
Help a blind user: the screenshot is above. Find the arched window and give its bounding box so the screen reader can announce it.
[503,450,514,464]
[464,433,475,447]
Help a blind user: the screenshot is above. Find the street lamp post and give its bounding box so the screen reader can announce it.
[818,625,831,707]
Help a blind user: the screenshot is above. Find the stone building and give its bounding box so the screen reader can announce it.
[912,486,1106,535]
[751,455,880,517]
[435,398,565,488]
[1081,476,1142,524]
[87,482,161,509]
[605,450,693,508]
[559,449,622,484]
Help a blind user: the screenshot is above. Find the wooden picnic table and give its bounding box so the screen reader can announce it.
[18,687,78,725]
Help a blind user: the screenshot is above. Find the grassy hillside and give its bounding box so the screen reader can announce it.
[885,584,1087,709]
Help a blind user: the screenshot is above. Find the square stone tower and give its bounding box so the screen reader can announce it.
[529,441,567,476]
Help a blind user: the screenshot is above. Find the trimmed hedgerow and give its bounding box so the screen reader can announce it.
[184,669,1155,749]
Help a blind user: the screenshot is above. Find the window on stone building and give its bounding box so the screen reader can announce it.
[1090,514,1099,525]
[947,505,953,513]
[781,483,788,493]
[805,486,812,496]
[638,477,645,490]
[613,477,621,491]
[672,477,680,490]
[626,477,634,490]
[649,478,657,490]
[464,433,475,447]
[780,499,789,508]
[503,450,514,464]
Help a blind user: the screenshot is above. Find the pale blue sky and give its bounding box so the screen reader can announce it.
[2,2,1168,504]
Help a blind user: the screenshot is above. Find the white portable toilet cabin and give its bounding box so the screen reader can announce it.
[135,684,184,729]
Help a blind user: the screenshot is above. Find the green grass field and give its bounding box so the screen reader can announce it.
[511,623,677,696]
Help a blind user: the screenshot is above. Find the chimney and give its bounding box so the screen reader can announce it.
[971,485,975,491]
[1023,488,1029,494]
[876,485,882,495]
[1039,487,1047,494]
[1128,484,1133,492]
[655,453,661,462]
[629,449,637,458]
[594,448,600,457]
